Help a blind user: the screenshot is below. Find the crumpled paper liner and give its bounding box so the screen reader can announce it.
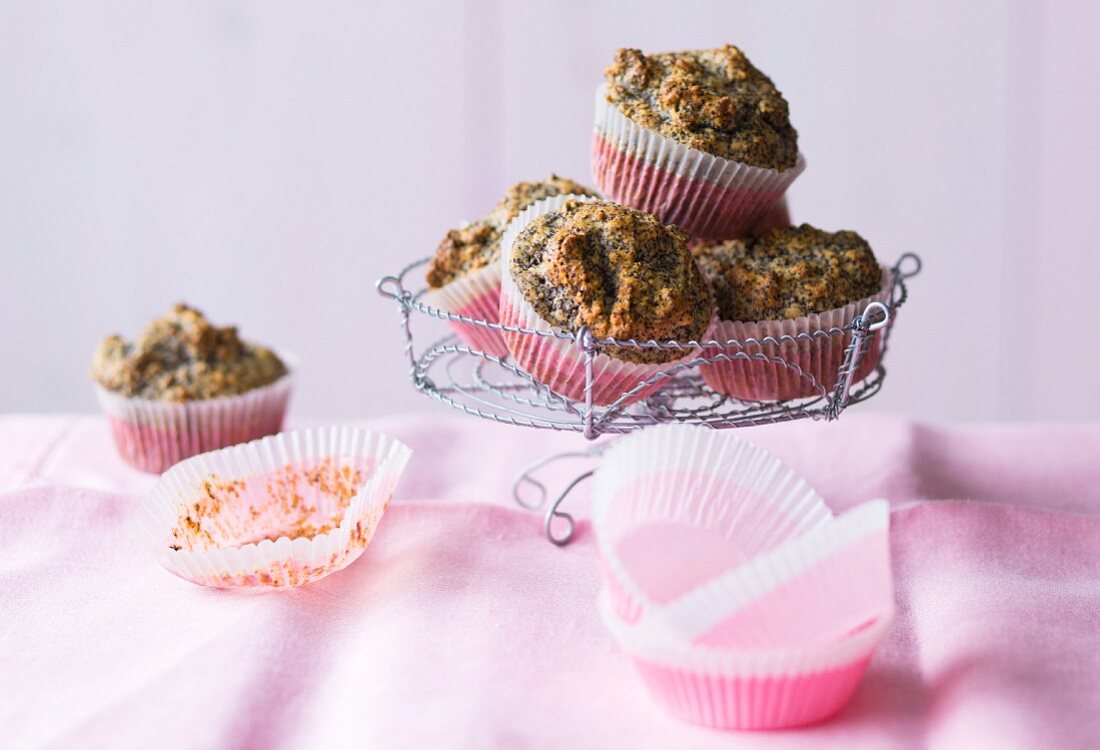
[137,425,411,588]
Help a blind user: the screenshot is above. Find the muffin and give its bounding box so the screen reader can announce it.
[591,45,805,240]
[499,197,713,407]
[423,175,597,358]
[91,304,295,473]
[693,224,891,401]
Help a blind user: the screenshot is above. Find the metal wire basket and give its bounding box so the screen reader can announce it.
[377,251,921,543]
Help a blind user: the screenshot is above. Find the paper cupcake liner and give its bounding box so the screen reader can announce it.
[421,263,509,359]
[499,194,707,407]
[137,426,411,588]
[94,353,297,474]
[590,425,832,623]
[753,195,792,233]
[602,593,892,731]
[591,85,805,240]
[649,500,892,650]
[699,268,893,402]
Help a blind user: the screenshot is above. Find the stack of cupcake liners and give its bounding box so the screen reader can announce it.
[138,425,411,588]
[499,194,715,408]
[591,424,893,730]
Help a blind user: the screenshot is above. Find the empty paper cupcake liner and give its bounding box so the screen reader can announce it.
[421,251,510,359]
[591,85,805,240]
[601,593,893,731]
[499,195,708,407]
[590,424,832,623]
[95,353,297,474]
[648,500,892,650]
[137,425,411,588]
[699,267,893,402]
[590,425,894,730]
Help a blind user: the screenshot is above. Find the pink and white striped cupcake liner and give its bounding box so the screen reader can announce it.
[590,425,894,730]
[422,263,510,359]
[600,593,892,730]
[591,86,805,241]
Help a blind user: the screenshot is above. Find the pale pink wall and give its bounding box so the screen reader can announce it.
[1,1,1097,422]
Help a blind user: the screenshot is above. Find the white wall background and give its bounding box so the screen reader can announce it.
[1,0,1097,421]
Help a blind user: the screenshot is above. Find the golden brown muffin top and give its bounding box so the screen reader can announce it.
[91,304,288,401]
[426,175,597,288]
[694,224,882,321]
[605,45,798,170]
[510,200,713,364]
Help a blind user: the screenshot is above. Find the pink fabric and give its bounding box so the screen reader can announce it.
[2,414,1100,747]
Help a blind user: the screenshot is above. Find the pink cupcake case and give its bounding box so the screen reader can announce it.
[590,424,894,730]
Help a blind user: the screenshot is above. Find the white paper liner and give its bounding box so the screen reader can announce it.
[647,500,892,649]
[94,351,298,474]
[421,262,509,358]
[753,195,792,233]
[137,425,411,588]
[600,591,893,676]
[592,85,806,240]
[602,588,893,730]
[590,424,833,622]
[699,268,893,402]
[499,195,708,407]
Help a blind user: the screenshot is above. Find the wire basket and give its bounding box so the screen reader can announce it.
[376,252,921,440]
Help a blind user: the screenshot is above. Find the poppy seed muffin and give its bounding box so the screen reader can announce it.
[509,200,712,364]
[694,224,881,322]
[91,304,288,402]
[605,45,798,170]
[426,175,597,289]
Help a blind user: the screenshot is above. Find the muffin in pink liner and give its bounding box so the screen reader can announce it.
[590,424,831,624]
[695,225,892,402]
[138,426,411,588]
[500,196,715,408]
[90,304,295,473]
[592,45,804,240]
[600,592,893,731]
[424,176,598,359]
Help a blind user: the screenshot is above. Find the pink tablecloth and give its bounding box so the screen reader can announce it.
[2,414,1099,749]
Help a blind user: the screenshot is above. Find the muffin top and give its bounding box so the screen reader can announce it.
[426,175,597,288]
[604,45,798,170]
[91,304,288,402]
[509,200,713,364]
[694,224,882,321]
